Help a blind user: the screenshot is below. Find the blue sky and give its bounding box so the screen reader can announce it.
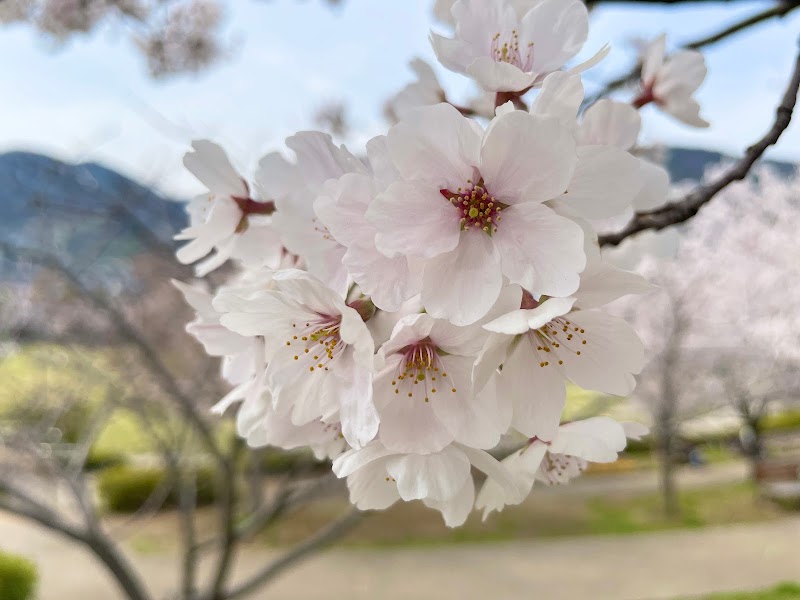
[1,0,798,198]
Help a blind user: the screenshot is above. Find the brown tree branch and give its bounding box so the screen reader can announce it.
[599,39,800,247]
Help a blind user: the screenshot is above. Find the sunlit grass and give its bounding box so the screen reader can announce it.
[686,582,800,599]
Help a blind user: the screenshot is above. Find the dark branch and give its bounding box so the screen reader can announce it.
[218,508,364,600]
[585,2,800,105]
[599,38,800,247]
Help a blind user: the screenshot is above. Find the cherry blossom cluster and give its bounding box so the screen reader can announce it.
[174,0,709,526]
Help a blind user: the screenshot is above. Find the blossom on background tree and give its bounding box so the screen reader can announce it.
[166,0,743,528]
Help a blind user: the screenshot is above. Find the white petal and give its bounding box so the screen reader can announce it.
[386,446,472,501]
[662,96,710,128]
[339,365,379,450]
[466,56,536,93]
[578,99,641,150]
[346,461,401,510]
[386,103,482,189]
[521,0,588,75]
[423,476,475,527]
[332,442,395,478]
[641,34,666,86]
[430,355,511,449]
[183,140,248,197]
[557,145,642,219]
[368,181,461,259]
[622,421,650,441]
[550,416,627,462]
[530,71,584,125]
[481,112,576,204]
[574,259,655,309]
[633,160,671,211]
[494,202,585,297]
[555,310,644,396]
[422,229,503,326]
[499,337,566,441]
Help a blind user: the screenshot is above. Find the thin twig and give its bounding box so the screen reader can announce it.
[585,2,800,105]
[218,508,365,600]
[599,38,800,247]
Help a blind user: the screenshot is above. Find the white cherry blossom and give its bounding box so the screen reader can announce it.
[636,34,709,128]
[474,253,647,441]
[175,140,283,276]
[333,441,519,527]
[214,269,379,449]
[256,131,368,296]
[367,102,585,325]
[476,417,639,518]
[430,0,589,93]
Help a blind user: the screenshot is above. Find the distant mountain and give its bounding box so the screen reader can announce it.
[0,147,795,282]
[665,147,796,184]
[0,151,187,282]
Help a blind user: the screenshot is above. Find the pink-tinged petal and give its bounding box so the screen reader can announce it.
[386,445,472,501]
[555,310,645,396]
[494,202,585,297]
[474,446,540,519]
[386,103,482,189]
[423,476,475,527]
[551,416,627,462]
[271,269,344,316]
[499,337,566,440]
[578,100,641,150]
[422,229,503,326]
[521,0,588,75]
[344,246,418,312]
[558,145,642,219]
[481,112,576,204]
[466,56,536,93]
[530,71,583,125]
[230,222,284,270]
[183,140,248,197]
[368,181,461,259]
[186,323,248,357]
[313,173,375,249]
[378,314,435,360]
[194,241,236,277]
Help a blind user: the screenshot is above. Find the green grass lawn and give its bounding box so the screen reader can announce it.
[685,583,800,599]
[255,480,787,548]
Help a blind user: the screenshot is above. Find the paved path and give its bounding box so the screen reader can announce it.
[3,512,799,600]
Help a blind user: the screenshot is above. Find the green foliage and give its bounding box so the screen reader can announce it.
[97,465,218,513]
[762,410,800,433]
[694,582,800,599]
[0,551,38,600]
[84,446,127,472]
[256,448,330,475]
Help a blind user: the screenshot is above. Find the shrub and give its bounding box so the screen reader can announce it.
[0,551,37,600]
[98,465,218,513]
[256,448,330,475]
[84,446,127,472]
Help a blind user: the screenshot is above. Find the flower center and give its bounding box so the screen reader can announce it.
[391,338,457,403]
[527,313,588,368]
[440,177,506,236]
[491,30,534,72]
[284,315,345,373]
